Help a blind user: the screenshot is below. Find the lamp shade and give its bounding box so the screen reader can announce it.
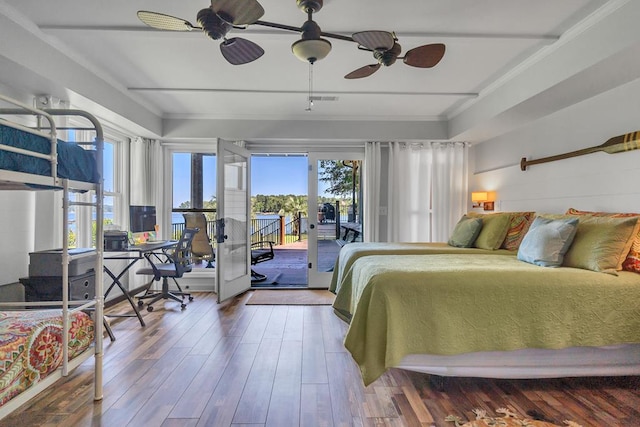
[471,191,495,202]
[471,191,488,202]
[291,38,332,63]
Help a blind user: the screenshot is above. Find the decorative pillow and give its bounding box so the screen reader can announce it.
[467,212,511,250]
[562,215,640,274]
[565,208,640,274]
[448,215,483,248]
[501,212,535,250]
[517,216,579,267]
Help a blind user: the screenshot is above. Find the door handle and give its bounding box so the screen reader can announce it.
[310,224,315,229]
[215,218,226,243]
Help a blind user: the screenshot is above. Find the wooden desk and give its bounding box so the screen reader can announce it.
[104,240,177,327]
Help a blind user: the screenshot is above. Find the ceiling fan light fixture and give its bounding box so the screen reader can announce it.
[292,38,331,63]
[291,15,331,63]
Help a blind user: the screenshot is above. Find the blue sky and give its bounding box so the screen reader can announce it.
[172,154,310,207]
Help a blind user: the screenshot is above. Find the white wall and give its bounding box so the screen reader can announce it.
[0,192,35,284]
[470,76,640,215]
[0,84,59,285]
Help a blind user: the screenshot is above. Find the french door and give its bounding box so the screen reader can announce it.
[307,151,364,288]
[216,140,251,302]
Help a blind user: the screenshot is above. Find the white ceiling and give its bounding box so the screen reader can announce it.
[1,0,638,145]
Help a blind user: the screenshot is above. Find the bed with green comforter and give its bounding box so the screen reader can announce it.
[329,242,514,293]
[335,253,640,385]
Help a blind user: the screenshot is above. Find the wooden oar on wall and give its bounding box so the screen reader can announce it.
[520,131,640,171]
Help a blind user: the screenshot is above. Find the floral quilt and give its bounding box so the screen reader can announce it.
[0,310,94,406]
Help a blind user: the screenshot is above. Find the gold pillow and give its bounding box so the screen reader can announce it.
[562,215,640,274]
[467,212,511,250]
[566,208,640,274]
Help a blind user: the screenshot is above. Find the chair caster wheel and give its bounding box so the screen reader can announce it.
[137,300,144,307]
[147,305,154,312]
[181,304,186,310]
[189,296,194,301]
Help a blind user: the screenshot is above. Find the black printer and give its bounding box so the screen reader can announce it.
[104,230,129,251]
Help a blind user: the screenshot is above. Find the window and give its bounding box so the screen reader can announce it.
[171,152,216,238]
[67,125,124,248]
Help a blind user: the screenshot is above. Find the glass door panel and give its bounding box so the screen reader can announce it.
[308,152,364,288]
[216,140,251,302]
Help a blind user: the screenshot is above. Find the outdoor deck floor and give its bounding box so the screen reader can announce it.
[190,223,347,288]
[250,238,342,288]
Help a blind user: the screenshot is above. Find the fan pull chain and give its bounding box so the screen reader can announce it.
[306,62,314,111]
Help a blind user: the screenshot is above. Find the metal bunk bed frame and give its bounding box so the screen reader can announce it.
[0,92,104,417]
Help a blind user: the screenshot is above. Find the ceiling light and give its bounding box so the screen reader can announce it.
[291,17,331,63]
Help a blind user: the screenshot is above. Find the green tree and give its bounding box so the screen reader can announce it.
[319,160,360,199]
[279,195,308,239]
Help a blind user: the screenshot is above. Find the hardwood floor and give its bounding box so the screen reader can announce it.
[3,292,639,427]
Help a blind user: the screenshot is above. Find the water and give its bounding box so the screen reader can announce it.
[69,212,299,233]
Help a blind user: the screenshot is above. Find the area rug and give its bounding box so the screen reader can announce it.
[246,289,335,305]
[445,408,583,427]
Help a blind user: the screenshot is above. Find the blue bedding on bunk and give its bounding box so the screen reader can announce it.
[0,123,98,183]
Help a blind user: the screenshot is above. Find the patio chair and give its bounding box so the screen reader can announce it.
[183,212,215,268]
[251,240,275,282]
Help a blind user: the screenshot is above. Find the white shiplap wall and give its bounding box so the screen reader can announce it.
[470,76,640,215]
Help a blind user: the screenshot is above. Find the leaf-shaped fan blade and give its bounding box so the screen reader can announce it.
[220,38,265,65]
[403,43,445,68]
[345,64,381,79]
[137,11,197,31]
[211,0,265,25]
[352,31,395,51]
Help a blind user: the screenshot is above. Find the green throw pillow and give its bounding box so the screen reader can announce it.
[448,215,483,248]
[563,215,640,274]
[517,216,579,267]
[472,213,511,250]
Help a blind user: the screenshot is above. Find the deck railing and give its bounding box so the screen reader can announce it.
[171,211,308,246]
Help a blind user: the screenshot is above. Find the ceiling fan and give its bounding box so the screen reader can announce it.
[137,0,446,77]
[345,32,445,79]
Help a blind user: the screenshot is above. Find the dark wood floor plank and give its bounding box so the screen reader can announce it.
[326,351,368,427]
[265,339,302,427]
[101,347,192,427]
[320,306,349,354]
[300,383,334,427]
[240,305,272,344]
[302,306,328,384]
[168,335,242,419]
[161,419,199,427]
[232,338,282,424]
[195,342,260,427]
[262,305,288,341]
[128,354,208,427]
[282,305,304,341]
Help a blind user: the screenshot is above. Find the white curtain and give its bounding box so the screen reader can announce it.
[431,142,468,242]
[363,142,382,242]
[130,137,165,235]
[387,141,467,242]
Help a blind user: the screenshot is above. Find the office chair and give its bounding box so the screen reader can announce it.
[136,228,198,311]
[250,240,275,282]
[183,212,215,268]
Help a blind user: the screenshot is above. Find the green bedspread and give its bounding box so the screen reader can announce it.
[335,254,640,385]
[330,242,514,293]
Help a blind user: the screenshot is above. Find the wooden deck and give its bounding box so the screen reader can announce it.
[250,239,341,288]
[190,239,342,288]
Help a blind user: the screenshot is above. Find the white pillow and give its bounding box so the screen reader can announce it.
[517,216,578,267]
